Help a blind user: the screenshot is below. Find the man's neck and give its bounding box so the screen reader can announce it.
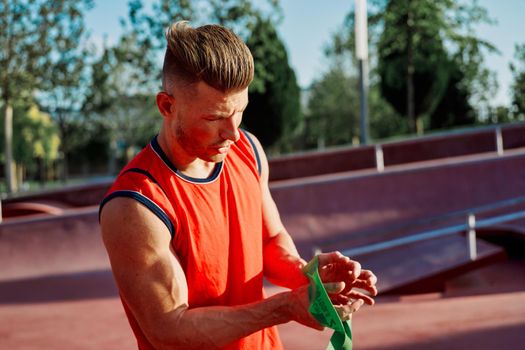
[157,131,217,179]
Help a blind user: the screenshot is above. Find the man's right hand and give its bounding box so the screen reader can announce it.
[286,280,365,330]
[287,284,325,330]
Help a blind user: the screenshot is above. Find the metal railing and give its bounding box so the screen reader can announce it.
[372,123,524,172]
[341,209,525,258]
[312,195,525,258]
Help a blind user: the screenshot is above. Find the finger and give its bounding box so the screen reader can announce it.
[330,293,351,306]
[349,260,362,280]
[317,251,351,267]
[349,280,378,296]
[330,292,370,306]
[330,290,374,307]
[334,305,353,321]
[319,265,357,286]
[358,269,378,287]
[350,299,365,313]
[317,252,361,281]
[346,290,375,305]
[324,281,345,295]
[334,299,364,320]
[339,287,376,304]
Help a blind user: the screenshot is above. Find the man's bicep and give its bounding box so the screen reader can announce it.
[245,131,287,240]
[100,198,188,333]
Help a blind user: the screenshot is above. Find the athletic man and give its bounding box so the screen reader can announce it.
[100,21,377,350]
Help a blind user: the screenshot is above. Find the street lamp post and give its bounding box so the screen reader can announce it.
[355,0,369,145]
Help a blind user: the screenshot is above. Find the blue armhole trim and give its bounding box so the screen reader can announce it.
[121,168,169,197]
[99,190,175,239]
[241,129,261,176]
[122,167,159,184]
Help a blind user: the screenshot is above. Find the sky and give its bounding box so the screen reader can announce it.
[85,0,525,107]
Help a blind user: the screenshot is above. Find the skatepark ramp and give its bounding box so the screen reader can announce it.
[340,207,525,294]
[0,123,523,300]
[269,122,525,181]
[1,122,523,220]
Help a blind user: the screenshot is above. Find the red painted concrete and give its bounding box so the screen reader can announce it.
[2,180,111,210]
[355,235,505,294]
[1,150,523,285]
[271,151,525,259]
[503,123,525,150]
[1,126,524,348]
[0,206,107,281]
[1,259,523,350]
[268,122,525,181]
[1,201,68,217]
[269,145,376,181]
[2,123,522,214]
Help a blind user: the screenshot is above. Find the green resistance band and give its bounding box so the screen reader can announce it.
[302,256,353,350]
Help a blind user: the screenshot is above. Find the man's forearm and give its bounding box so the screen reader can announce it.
[144,290,297,350]
[263,231,309,289]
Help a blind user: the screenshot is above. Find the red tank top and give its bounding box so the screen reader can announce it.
[100,130,283,350]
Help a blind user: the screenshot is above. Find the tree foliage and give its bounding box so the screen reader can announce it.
[510,43,525,120]
[113,0,292,153]
[83,43,159,174]
[118,0,280,87]
[376,0,496,133]
[378,0,452,132]
[308,3,408,145]
[304,66,359,148]
[326,0,497,138]
[0,102,60,184]
[0,0,93,191]
[36,0,94,181]
[243,16,301,153]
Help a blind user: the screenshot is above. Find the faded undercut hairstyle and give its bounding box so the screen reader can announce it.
[162,21,254,94]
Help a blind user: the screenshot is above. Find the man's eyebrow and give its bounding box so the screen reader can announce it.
[206,102,249,118]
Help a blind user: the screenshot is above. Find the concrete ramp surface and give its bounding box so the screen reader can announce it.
[1,125,525,349]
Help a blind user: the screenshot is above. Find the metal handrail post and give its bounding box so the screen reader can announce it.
[375,144,384,172]
[495,127,504,156]
[467,213,477,261]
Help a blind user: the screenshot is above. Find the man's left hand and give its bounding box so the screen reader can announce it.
[316,251,378,307]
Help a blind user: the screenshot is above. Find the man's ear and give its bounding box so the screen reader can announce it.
[156,92,175,118]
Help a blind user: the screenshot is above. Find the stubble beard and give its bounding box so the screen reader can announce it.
[175,123,223,163]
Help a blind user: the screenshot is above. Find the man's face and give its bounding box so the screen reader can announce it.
[173,81,249,163]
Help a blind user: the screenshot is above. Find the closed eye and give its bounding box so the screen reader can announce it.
[204,115,222,121]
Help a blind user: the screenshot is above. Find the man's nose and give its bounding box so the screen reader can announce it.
[220,118,240,142]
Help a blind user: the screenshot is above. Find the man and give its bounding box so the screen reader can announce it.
[100,21,377,350]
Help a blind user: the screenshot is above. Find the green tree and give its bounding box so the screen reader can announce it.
[304,66,359,149]
[0,102,61,187]
[377,0,496,134]
[119,0,194,89]
[428,64,475,129]
[243,16,301,153]
[368,84,409,140]
[329,0,497,136]
[83,43,160,175]
[37,0,94,181]
[0,0,93,193]
[14,105,60,184]
[206,0,281,37]
[510,43,525,120]
[118,0,279,88]
[310,5,407,144]
[378,0,452,133]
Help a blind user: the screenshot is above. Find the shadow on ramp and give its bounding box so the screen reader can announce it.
[0,269,118,304]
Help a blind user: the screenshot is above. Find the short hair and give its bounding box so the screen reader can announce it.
[162,21,254,94]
